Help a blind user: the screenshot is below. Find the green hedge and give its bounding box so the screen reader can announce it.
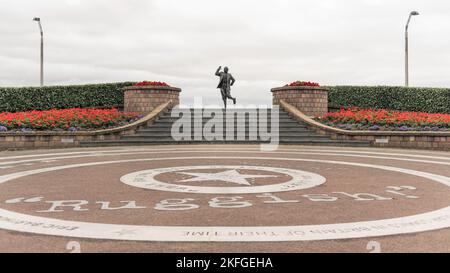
[1,83,449,114]
[0,82,134,113]
[327,86,450,114]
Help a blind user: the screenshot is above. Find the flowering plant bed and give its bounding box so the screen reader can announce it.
[316,108,450,131]
[0,108,141,132]
[286,81,320,87]
[132,81,170,87]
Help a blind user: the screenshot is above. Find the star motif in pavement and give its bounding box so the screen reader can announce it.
[175,169,278,186]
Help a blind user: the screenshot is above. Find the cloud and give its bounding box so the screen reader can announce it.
[1,0,449,105]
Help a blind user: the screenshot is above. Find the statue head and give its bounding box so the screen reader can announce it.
[224,67,229,73]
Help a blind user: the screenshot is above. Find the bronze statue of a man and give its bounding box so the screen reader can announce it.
[215,66,236,108]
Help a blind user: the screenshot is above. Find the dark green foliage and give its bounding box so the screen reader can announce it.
[327,86,450,114]
[1,83,449,114]
[0,82,134,112]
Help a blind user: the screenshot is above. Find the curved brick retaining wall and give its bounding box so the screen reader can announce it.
[280,100,450,150]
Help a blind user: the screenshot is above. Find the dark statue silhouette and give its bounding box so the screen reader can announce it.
[215,66,236,108]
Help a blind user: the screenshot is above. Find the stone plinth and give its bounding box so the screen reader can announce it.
[123,86,181,114]
[271,86,328,117]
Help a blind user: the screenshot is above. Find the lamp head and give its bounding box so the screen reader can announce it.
[410,11,419,16]
[33,17,40,22]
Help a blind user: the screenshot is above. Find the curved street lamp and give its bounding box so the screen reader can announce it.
[33,17,44,87]
[405,11,419,87]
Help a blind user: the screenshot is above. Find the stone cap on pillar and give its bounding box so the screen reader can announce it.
[270,86,329,92]
[123,86,182,92]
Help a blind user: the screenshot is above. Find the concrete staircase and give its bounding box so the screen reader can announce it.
[80,108,370,147]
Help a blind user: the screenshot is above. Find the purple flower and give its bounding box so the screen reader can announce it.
[398,126,410,131]
[20,128,34,133]
[336,124,353,130]
[68,127,78,132]
[369,125,380,131]
[0,126,7,132]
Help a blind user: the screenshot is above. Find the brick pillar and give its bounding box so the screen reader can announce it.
[271,86,328,117]
[123,86,181,114]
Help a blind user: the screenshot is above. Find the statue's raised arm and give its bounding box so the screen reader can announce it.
[215,66,222,76]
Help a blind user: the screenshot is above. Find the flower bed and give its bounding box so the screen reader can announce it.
[0,108,141,132]
[132,81,170,87]
[317,108,450,131]
[286,81,320,87]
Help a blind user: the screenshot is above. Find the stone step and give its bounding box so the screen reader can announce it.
[127,131,324,137]
[80,106,371,148]
[81,140,270,146]
[160,117,293,122]
[121,134,330,141]
[147,123,307,128]
[163,110,290,113]
[169,109,280,112]
[162,110,291,116]
[156,116,297,120]
[80,139,371,147]
[137,127,314,133]
[152,121,302,126]
[156,117,294,122]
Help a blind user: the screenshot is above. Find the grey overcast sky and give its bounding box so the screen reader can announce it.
[0,0,449,105]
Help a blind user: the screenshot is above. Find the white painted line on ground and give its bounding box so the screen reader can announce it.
[1,146,449,162]
[1,150,450,169]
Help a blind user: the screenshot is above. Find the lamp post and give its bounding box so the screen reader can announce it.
[405,11,419,87]
[33,17,44,87]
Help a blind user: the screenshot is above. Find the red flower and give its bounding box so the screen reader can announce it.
[286,81,320,87]
[133,81,170,87]
[321,108,450,128]
[0,108,140,131]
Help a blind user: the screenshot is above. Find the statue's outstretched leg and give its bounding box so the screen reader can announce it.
[226,89,236,105]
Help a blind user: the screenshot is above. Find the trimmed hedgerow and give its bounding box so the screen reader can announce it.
[0,82,134,113]
[327,86,450,114]
[1,83,449,114]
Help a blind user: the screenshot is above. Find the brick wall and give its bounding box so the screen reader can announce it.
[123,86,181,114]
[272,86,328,117]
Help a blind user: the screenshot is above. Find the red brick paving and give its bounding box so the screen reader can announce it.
[0,145,449,253]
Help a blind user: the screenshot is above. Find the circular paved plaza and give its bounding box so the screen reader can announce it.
[0,145,449,252]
